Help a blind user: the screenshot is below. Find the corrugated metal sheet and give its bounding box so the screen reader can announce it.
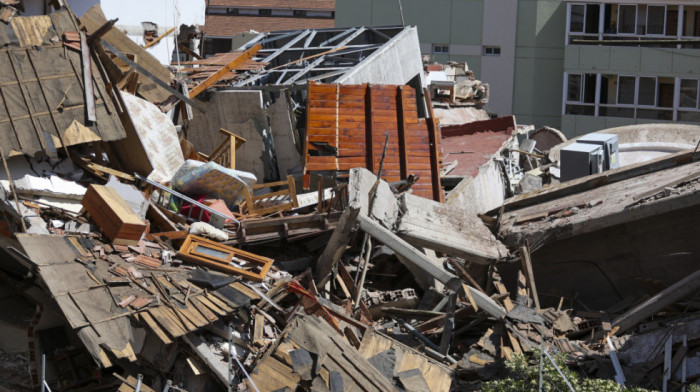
[304,82,443,201]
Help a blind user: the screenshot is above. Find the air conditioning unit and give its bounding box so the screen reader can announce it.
[576,133,620,170]
[560,143,604,182]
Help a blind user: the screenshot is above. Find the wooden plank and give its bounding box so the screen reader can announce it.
[364,84,375,173]
[205,292,234,313]
[315,192,361,284]
[253,314,265,347]
[188,44,261,98]
[180,305,209,328]
[77,158,135,182]
[139,311,173,344]
[231,282,261,301]
[251,356,300,390]
[519,246,540,311]
[397,86,409,180]
[164,305,197,332]
[423,88,443,202]
[493,281,515,312]
[613,269,700,335]
[80,31,96,122]
[397,369,431,392]
[189,297,218,322]
[197,296,227,316]
[143,26,176,49]
[148,307,187,337]
[507,331,523,354]
[5,49,46,152]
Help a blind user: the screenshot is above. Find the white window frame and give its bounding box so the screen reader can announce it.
[566,73,583,103]
[637,76,658,107]
[616,74,637,106]
[679,5,700,39]
[617,4,638,36]
[432,44,449,54]
[564,72,696,121]
[678,78,700,110]
[569,3,586,34]
[646,4,667,36]
[483,46,501,56]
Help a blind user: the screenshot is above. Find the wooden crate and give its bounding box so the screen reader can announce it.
[82,185,146,245]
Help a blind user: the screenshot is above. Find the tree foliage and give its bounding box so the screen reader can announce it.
[482,349,651,392]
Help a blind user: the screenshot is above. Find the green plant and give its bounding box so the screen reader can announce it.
[482,349,651,392]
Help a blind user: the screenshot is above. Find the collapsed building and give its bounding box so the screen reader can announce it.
[0,3,698,392]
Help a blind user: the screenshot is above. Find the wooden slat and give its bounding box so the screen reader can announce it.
[189,44,261,99]
[139,311,173,344]
[148,307,187,337]
[197,296,227,316]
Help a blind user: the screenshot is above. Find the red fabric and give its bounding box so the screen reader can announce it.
[179,194,212,223]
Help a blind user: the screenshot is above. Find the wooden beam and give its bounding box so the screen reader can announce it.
[177,43,203,60]
[396,85,408,179]
[447,258,486,294]
[613,269,700,335]
[314,201,360,284]
[365,83,374,173]
[423,88,444,202]
[439,292,456,355]
[86,18,118,44]
[188,44,261,99]
[144,26,176,49]
[0,148,27,232]
[519,246,540,311]
[80,31,96,122]
[462,283,507,320]
[100,40,201,110]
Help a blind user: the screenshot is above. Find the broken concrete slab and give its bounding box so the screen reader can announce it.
[396,192,508,264]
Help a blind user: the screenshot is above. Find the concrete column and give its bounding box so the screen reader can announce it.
[480,0,518,116]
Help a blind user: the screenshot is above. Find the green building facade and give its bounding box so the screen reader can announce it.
[336,0,700,138]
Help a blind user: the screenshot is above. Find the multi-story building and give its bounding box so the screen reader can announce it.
[562,1,700,136]
[203,0,335,56]
[336,0,700,137]
[336,0,566,130]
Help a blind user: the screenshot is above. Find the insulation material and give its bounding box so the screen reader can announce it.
[11,174,86,199]
[121,92,184,183]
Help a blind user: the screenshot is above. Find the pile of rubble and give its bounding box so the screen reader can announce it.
[0,3,699,392]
